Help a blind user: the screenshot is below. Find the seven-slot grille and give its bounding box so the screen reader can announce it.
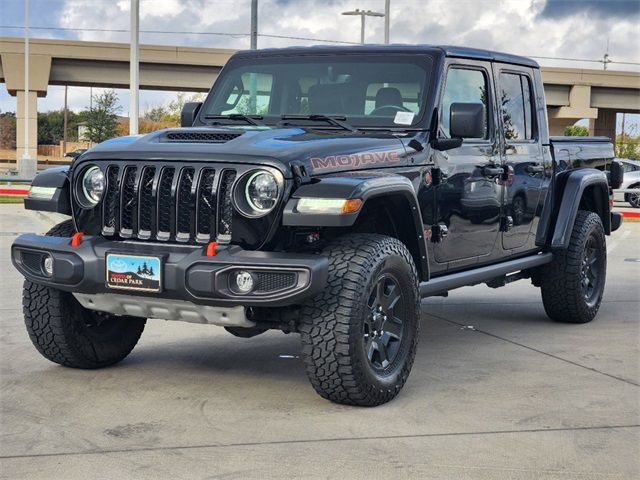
[101,164,237,244]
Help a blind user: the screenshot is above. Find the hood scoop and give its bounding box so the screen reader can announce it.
[160,130,244,144]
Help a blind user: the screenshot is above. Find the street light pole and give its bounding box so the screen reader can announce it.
[20,0,35,177]
[250,0,258,50]
[129,0,139,135]
[249,0,258,112]
[384,0,390,44]
[341,9,385,44]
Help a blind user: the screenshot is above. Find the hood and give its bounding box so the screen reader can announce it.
[80,127,410,178]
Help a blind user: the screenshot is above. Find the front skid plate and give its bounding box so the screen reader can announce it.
[73,292,254,327]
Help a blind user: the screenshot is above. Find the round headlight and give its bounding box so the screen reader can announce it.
[245,171,279,214]
[81,166,105,206]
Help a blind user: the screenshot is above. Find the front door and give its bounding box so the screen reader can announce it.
[432,61,502,267]
[494,66,544,251]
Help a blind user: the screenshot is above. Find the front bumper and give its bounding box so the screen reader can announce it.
[11,234,328,307]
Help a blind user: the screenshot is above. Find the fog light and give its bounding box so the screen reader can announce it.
[42,255,54,277]
[234,270,255,294]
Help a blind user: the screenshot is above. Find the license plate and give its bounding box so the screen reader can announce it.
[106,254,162,292]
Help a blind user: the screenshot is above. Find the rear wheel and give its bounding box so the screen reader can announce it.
[299,234,420,406]
[22,220,146,368]
[625,184,640,208]
[539,211,606,323]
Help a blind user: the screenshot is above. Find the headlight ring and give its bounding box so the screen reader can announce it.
[233,169,282,218]
[77,165,105,208]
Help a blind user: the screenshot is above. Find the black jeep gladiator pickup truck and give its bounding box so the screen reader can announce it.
[12,45,624,406]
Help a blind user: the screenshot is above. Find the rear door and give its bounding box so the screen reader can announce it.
[494,65,544,251]
[432,60,502,267]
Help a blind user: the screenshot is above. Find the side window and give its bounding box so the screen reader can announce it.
[499,72,534,140]
[440,68,489,139]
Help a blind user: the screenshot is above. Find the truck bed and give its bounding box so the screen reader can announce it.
[550,136,614,170]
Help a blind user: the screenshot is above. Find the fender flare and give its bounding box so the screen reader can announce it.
[283,174,429,280]
[537,168,610,249]
[23,166,71,215]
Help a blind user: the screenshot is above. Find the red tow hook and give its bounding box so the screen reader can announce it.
[206,241,219,257]
[70,231,84,247]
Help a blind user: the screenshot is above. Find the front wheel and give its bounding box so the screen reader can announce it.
[539,211,606,323]
[22,220,146,368]
[299,234,420,406]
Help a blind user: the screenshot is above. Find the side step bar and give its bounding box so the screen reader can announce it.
[420,253,553,298]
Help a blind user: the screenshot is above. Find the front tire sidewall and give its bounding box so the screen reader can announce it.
[300,234,420,406]
[354,255,418,390]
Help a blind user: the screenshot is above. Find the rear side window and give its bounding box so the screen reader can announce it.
[440,68,489,140]
[499,72,534,140]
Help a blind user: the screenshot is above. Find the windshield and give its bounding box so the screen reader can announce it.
[200,54,433,128]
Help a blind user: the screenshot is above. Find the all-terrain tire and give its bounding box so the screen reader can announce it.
[299,234,420,406]
[22,220,146,368]
[539,210,606,323]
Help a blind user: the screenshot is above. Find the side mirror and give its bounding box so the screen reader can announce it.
[609,160,624,189]
[181,102,202,127]
[450,102,485,139]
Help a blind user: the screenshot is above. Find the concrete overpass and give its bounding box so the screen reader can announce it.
[0,37,234,163]
[1,37,639,165]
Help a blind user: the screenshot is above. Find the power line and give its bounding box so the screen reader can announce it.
[1,25,639,64]
[0,25,356,44]
[529,54,639,66]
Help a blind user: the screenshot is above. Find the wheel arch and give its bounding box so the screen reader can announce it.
[283,174,429,281]
[23,166,72,215]
[539,168,611,249]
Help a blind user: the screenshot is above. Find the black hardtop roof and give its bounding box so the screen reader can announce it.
[232,44,539,68]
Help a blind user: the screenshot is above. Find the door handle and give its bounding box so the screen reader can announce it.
[482,165,504,177]
[525,163,545,174]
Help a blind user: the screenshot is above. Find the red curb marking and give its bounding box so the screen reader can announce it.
[0,188,29,195]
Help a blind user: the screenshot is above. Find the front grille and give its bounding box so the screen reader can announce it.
[163,131,243,143]
[101,164,238,244]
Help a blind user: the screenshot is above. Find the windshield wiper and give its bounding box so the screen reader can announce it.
[203,114,264,126]
[279,114,359,133]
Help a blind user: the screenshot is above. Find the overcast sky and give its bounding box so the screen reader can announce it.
[1,0,639,131]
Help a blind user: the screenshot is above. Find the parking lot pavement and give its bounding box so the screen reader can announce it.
[0,203,638,480]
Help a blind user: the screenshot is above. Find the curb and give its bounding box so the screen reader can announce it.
[620,211,640,222]
[0,188,29,196]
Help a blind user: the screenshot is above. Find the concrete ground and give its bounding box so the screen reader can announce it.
[0,203,638,480]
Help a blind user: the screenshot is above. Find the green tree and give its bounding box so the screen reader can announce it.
[82,90,121,143]
[616,134,640,160]
[36,110,80,144]
[143,105,169,122]
[564,125,589,136]
[167,92,206,123]
[0,112,16,148]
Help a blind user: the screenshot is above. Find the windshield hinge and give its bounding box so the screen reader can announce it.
[292,162,312,187]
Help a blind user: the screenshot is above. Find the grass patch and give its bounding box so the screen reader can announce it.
[0,195,25,204]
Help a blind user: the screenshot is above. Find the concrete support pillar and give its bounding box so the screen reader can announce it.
[547,116,578,136]
[589,109,617,142]
[1,52,51,176]
[15,91,38,176]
